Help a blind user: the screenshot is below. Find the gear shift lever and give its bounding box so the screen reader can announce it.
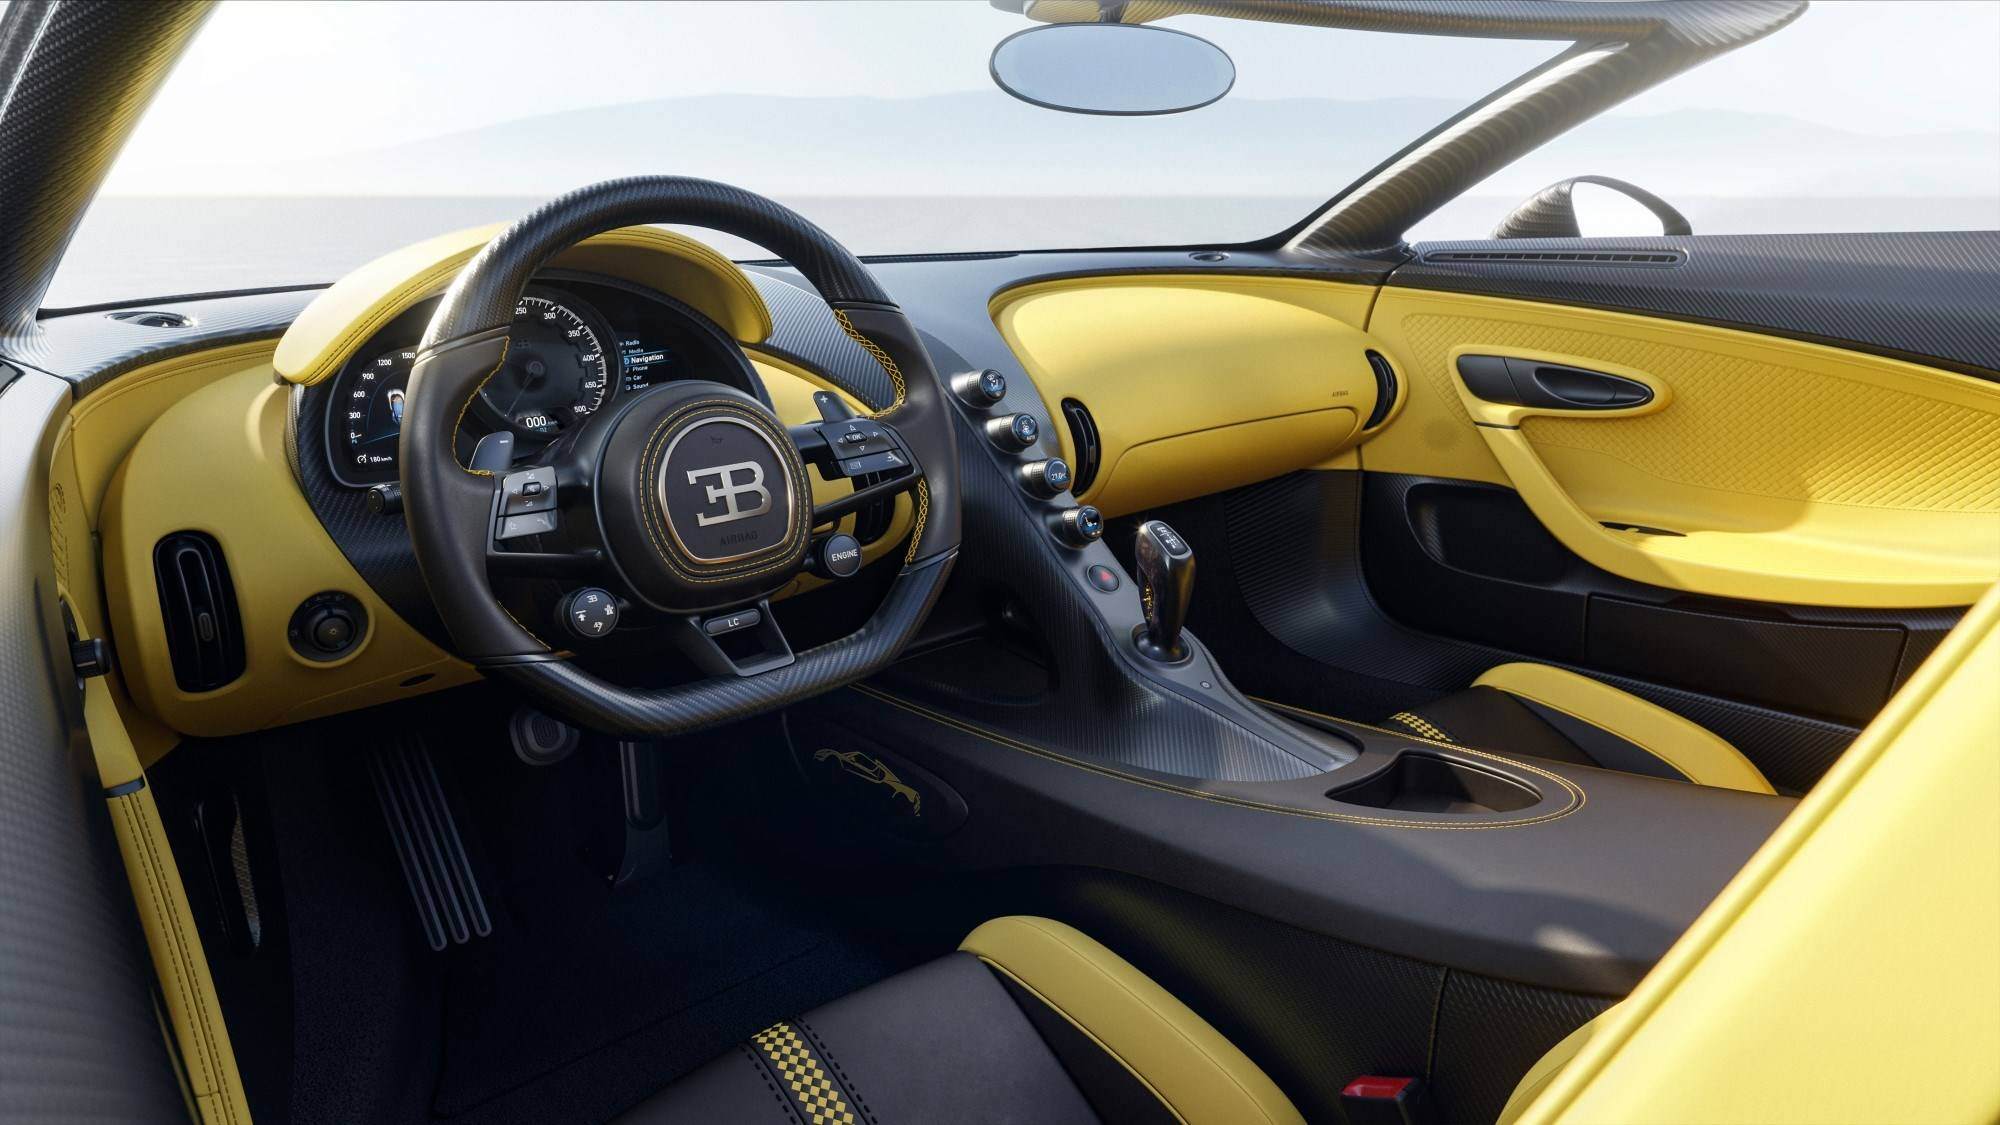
[1133,520,1195,663]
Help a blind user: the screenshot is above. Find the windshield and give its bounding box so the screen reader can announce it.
[46,0,1552,307]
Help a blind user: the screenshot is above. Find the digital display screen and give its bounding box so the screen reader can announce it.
[619,336,676,391]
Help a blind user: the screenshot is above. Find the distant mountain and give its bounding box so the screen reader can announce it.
[185,91,1997,200]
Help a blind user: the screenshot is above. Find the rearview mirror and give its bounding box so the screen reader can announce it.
[989,23,1235,116]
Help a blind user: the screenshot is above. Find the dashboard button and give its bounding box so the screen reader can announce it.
[987,412,1039,451]
[822,419,895,458]
[1020,457,1072,497]
[809,533,865,579]
[702,607,762,636]
[951,368,1008,407]
[836,448,912,477]
[1087,563,1121,592]
[498,510,559,540]
[500,466,559,515]
[308,609,356,653]
[1054,505,1104,547]
[562,588,620,639]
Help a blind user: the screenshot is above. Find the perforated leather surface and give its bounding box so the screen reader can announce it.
[1395,310,2000,514]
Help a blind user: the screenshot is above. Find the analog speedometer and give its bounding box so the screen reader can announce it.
[476,294,615,438]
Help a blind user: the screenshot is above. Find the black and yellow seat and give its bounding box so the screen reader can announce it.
[1382,662,1774,794]
[621,915,1609,1124]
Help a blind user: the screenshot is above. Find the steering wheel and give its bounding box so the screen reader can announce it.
[398,178,960,737]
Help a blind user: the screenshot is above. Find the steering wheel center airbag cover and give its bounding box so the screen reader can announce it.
[596,381,811,613]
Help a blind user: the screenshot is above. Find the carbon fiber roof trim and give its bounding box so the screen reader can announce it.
[1394,231,2000,382]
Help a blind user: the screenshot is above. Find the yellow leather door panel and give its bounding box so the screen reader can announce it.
[1364,289,2000,608]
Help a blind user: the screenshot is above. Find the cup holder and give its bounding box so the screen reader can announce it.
[1328,751,1541,815]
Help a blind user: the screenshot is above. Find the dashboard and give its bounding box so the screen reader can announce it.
[324,273,762,487]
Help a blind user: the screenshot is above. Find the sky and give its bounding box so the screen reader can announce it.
[103,0,2000,195]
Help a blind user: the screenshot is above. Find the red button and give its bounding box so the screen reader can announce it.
[1343,1077,1414,1100]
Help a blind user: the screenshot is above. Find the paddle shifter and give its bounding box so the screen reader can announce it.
[1132,520,1195,663]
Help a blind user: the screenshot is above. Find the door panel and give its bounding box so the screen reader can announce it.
[1358,472,1957,728]
[1363,284,2000,608]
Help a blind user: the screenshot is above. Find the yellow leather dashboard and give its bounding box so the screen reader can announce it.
[992,274,1391,518]
[274,223,773,387]
[68,227,900,739]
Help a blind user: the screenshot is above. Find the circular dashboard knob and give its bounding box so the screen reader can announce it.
[1020,457,1072,498]
[560,587,620,639]
[306,608,356,653]
[987,412,1039,452]
[1053,505,1104,547]
[952,368,1008,407]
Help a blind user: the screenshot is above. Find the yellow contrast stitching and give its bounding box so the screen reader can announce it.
[450,337,509,477]
[832,309,932,560]
[832,309,906,413]
[752,1021,856,1125]
[852,686,1583,830]
[635,400,811,584]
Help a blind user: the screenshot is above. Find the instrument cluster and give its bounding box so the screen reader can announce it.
[324,275,750,486]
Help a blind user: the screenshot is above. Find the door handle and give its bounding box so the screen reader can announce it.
[1458,354,1654,410]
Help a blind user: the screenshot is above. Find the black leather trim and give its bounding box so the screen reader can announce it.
[621,953,1097,1125]
[489,551,955,738]
[1401,685,1695,785]
[422,177,889,348]
[399,329,546,661]
[992,971,1177,1125]
[1513,696,1691,784]
[796,681,1792,993]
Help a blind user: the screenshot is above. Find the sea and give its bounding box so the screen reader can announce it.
[44,194,2000,310]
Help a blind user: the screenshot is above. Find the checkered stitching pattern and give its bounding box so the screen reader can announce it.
[1389,711,1455,743]
[753,1021,856,1125]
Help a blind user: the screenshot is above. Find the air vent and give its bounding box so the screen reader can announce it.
[1060,398,1102,495]
[1363,351,1399,429]
[153,532,244,693]
[106,309,195,328]
[1421,249,1683,266]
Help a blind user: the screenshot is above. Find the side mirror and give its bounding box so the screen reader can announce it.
[1493,176,1693,239]
[989,23,1235,116]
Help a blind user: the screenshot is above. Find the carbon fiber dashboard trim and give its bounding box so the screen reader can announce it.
[1395,232,2000,381]
[5,287,316,397]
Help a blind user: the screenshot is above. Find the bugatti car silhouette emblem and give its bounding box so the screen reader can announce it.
[685,461,772,526]
[814,748,922,815]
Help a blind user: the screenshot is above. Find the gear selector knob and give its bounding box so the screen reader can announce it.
[1133,520,1195,663]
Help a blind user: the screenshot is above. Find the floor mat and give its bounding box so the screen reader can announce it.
[422,705,947,1122]
[164,689,958,1125]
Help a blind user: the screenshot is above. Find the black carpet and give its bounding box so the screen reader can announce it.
[159,687,962,1125]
